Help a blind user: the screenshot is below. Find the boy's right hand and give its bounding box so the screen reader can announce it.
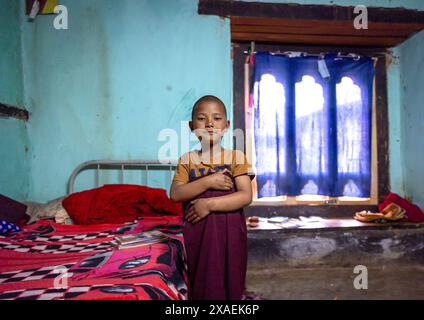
[205,169,234,191]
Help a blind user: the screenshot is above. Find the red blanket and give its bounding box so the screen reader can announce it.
[0,217,188,300]
[379,192,424,223]
[63,184,182,225]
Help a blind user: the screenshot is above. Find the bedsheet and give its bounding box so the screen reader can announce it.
[0,216,188,300]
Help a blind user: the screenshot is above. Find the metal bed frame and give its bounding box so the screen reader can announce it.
[68,160,177,194]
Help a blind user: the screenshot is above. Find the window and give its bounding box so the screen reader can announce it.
[233,43,389,211]
[197,0,419,215]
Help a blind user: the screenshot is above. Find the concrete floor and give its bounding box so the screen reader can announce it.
[245,219,424,300]
[246,265,424,300]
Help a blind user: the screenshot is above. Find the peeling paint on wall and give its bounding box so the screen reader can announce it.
[280,237,337,265]
[379,238,404,259]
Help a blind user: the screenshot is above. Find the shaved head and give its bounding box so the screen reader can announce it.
[191,95,227,120]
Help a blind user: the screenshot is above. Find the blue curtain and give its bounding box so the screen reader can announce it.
[253,52,374,198]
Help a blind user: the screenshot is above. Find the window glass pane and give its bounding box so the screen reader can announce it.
[295,75,328,195]
[253,73,286,197]
[336,76,367,197]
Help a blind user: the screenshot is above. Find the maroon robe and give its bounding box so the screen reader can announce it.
[183,173,247,300]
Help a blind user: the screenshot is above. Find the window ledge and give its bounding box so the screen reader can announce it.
[246,217,424,235]
[244,203,379,219]
[250,201,377,206]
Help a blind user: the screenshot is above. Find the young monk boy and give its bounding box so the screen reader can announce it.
[170,95,254,300]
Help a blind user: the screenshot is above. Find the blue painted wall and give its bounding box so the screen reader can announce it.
[398,30,424,208]
[21,0,232,201]
[0,119,29,201]
[0,0,29,201]
[0,0,419,204]
[386,46,404,196]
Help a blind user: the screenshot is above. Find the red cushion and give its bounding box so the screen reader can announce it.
[378,192,424,223]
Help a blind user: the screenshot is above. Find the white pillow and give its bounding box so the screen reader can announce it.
[25,197,73,225]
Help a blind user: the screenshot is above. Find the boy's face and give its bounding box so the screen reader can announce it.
[189,101,230,145]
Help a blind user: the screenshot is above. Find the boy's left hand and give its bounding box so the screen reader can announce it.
[186,199,211,224]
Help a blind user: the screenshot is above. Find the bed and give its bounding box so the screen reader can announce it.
[0,160,188,300]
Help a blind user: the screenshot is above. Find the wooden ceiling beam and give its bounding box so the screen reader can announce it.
[200,0,424,47]
[231,23,416,37]
[199,0,424,24]
[232,32,403,47]
[231,17,424,32]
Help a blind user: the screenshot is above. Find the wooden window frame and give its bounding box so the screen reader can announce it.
[199,0,424,48]
[233,43,390,218]
[196,0,415,217]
